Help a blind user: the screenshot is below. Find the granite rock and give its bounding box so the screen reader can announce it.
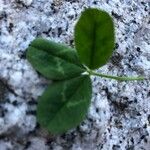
[0,0,149,149]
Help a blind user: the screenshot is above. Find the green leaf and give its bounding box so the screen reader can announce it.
[26,38,85,80]
[37,75,92,134]
[75,8,115,69]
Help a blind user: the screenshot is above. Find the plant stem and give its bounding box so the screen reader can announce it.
[87,69,145,81]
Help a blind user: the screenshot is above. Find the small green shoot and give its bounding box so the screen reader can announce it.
[26,8,145,134]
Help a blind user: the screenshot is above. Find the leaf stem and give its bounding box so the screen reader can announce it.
[87,69,145,81]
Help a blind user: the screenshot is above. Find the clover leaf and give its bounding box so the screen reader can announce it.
[27,38,85,80]
[37,75,92,134]
[75,8,115,69]
[26,8,144,134]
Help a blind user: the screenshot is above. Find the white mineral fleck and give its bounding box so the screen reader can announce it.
[27,138,49,150]
[5,104,27,126]
[18,0,33,6]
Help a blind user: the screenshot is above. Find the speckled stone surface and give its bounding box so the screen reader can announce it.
[0,0,150,150]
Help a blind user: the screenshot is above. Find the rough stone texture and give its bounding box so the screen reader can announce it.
[0,0,150,149]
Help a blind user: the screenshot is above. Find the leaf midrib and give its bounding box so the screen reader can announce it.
[90,21,97,68]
